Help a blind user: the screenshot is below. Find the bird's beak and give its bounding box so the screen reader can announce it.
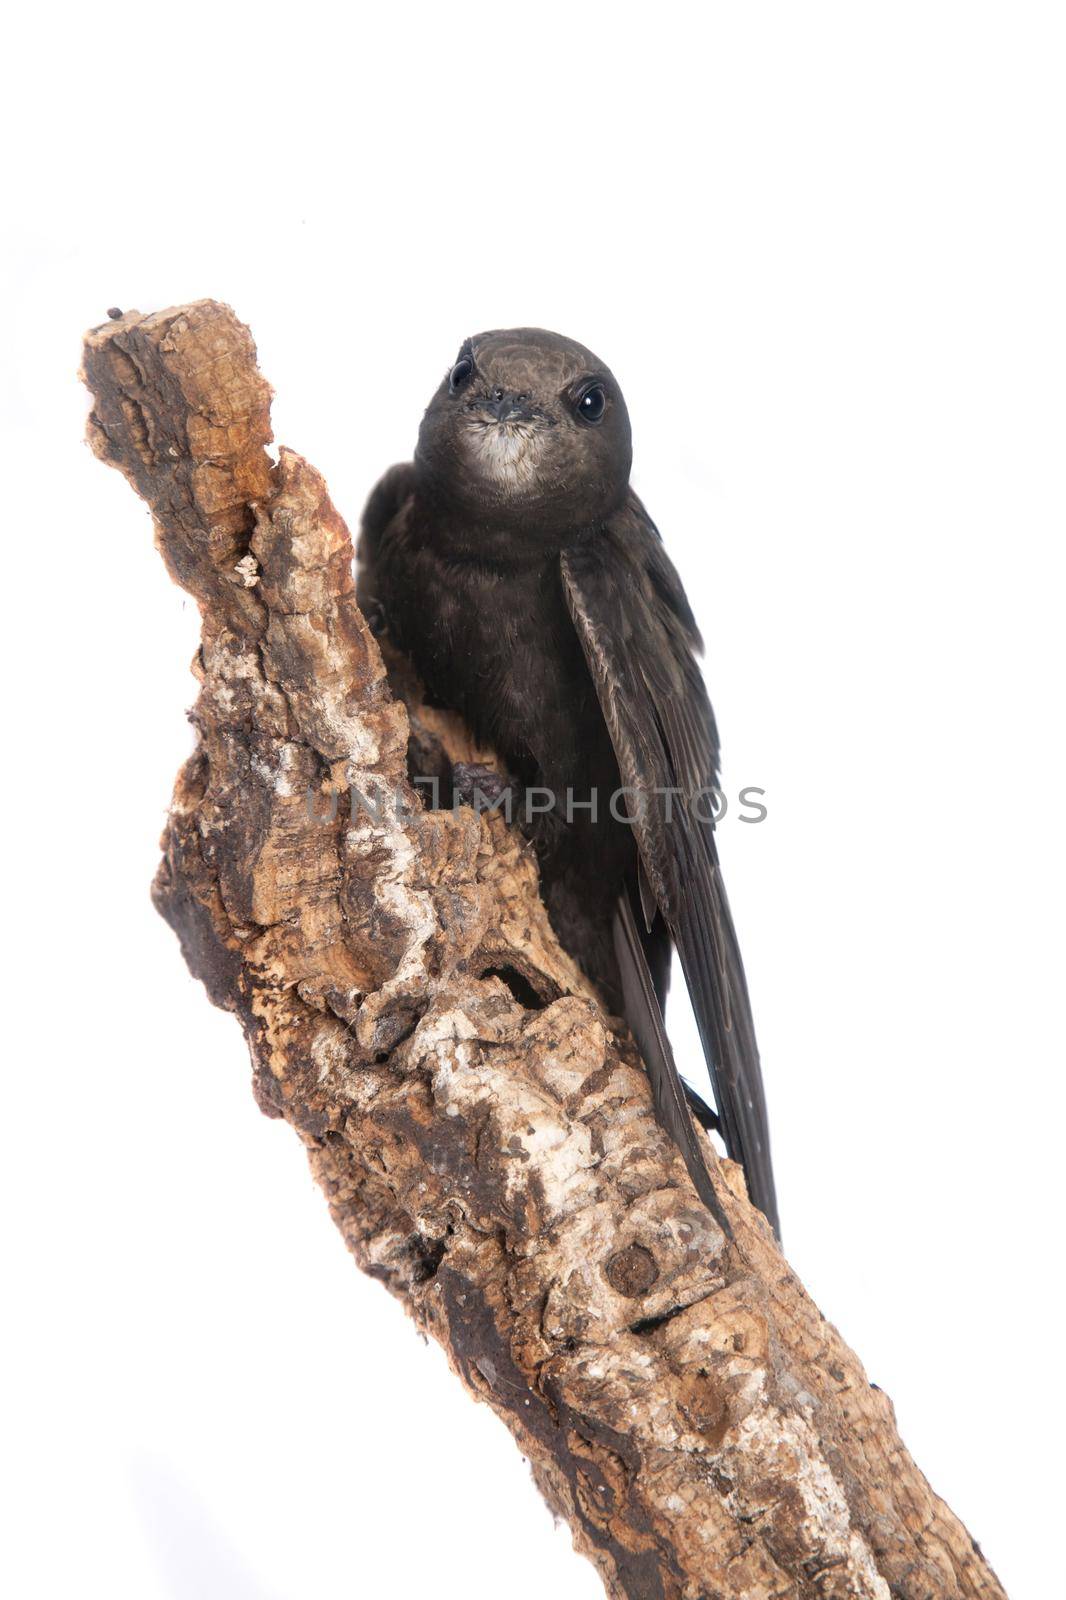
[486,392,537,424]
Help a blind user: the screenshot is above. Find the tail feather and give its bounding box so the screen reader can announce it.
[613,893,732,1238]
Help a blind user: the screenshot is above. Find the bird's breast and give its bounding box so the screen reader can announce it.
[395,546,609,796]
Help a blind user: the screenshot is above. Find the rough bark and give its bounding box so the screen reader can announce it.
[82,300,1005,1600]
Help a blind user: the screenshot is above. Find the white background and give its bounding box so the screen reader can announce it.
[3,6,1063,1598]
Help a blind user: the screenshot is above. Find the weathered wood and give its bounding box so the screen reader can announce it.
[83,300,1005,1600]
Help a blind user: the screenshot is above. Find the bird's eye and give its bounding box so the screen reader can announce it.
[449,355,474,392]
[576,383,607,424]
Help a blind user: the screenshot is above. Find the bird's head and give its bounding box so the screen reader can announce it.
[414,328,632,536]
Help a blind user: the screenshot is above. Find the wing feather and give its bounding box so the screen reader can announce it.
[561,503,779,1234]
[613,895,731,1236]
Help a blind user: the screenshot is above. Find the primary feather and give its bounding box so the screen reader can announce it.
[561,511,778,1234]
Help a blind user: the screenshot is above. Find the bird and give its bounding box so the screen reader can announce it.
[358,328,778,1237]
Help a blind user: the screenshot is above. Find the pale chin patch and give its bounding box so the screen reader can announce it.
[463,418,546,492]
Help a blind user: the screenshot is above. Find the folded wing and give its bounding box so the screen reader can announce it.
[561,501,779,1234]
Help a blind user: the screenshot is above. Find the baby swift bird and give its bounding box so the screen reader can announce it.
[359,329,778,1236]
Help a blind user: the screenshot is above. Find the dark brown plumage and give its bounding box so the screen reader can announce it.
[359,328,778,1235]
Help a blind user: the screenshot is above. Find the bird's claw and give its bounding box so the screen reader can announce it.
[361,598,388,638]
[451,761,513,812]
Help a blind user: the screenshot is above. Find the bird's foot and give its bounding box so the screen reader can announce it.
[360,597,388,639]
[451,762,516,816]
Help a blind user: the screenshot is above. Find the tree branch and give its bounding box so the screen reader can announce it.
[82,300,1005,1600]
